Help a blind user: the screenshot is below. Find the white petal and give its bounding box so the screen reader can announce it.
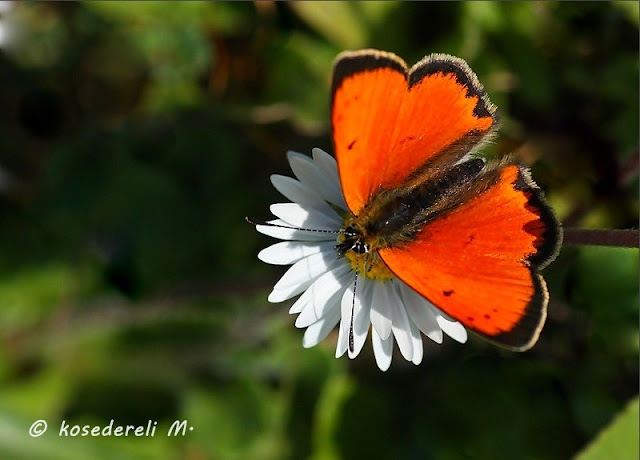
[257,220,334,241]
[311,148,347,209]
[310,147,338,177]
[268,253,340,302]
[339,286,355,357]
[270,174,337,216]
[295,264,352,327]
[400,284,443,344]
[338,279,372,360]
[258,241,334,266]
[288,263,351,314]
[270,203,342,229]
[370,281,393,340]
[372,327,393,372]
[272,251,337,291]
[389,284,413,362]
[302,305,341,348]
[335,274,357,358]
[437,315,468,343]
[289,284,312,314]
[268,285,310,303]
[349,277,373,358]
[409,319,423,365]
[335,315,348,358]
[287,151,343,209]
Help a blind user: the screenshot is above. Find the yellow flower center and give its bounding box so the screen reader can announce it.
[343,250,396,281]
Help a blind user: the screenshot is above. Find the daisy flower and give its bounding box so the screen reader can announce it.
[254,148,467,371]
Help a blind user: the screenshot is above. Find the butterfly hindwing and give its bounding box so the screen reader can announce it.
[378,164,561,350]
[331,49,497,215]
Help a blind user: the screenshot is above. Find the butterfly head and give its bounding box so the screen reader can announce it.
[335,219,396,282]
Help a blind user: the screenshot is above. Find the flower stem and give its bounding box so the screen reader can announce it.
[563,228,639,248]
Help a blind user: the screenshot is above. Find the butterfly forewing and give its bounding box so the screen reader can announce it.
[331,49,497,215]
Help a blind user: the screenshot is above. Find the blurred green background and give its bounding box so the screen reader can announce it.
[0,2,637,459]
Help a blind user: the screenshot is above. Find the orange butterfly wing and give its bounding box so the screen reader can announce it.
[379,165,561,349]
[331,49,497,214]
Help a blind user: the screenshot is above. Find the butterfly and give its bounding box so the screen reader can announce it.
[330,49,562,351]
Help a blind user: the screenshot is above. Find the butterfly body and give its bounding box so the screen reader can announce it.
[331,49,562,350]
[337,157,489,256]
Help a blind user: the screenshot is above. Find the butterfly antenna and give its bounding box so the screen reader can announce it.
[348,271,358,354]
[245,216,340,234]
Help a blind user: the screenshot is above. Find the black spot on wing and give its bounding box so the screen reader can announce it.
[399,136,415,145]
[347,139,357,150]
[443,290,454,297]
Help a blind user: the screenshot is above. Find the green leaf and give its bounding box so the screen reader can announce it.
[290,2,400,49]
[290,2,368,49]
[576,397,639,460]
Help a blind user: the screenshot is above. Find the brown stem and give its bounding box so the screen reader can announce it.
[563,228,639,248]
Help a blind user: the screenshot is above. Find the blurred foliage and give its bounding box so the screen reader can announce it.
[0,2,637,460]
[576,397,639,460]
